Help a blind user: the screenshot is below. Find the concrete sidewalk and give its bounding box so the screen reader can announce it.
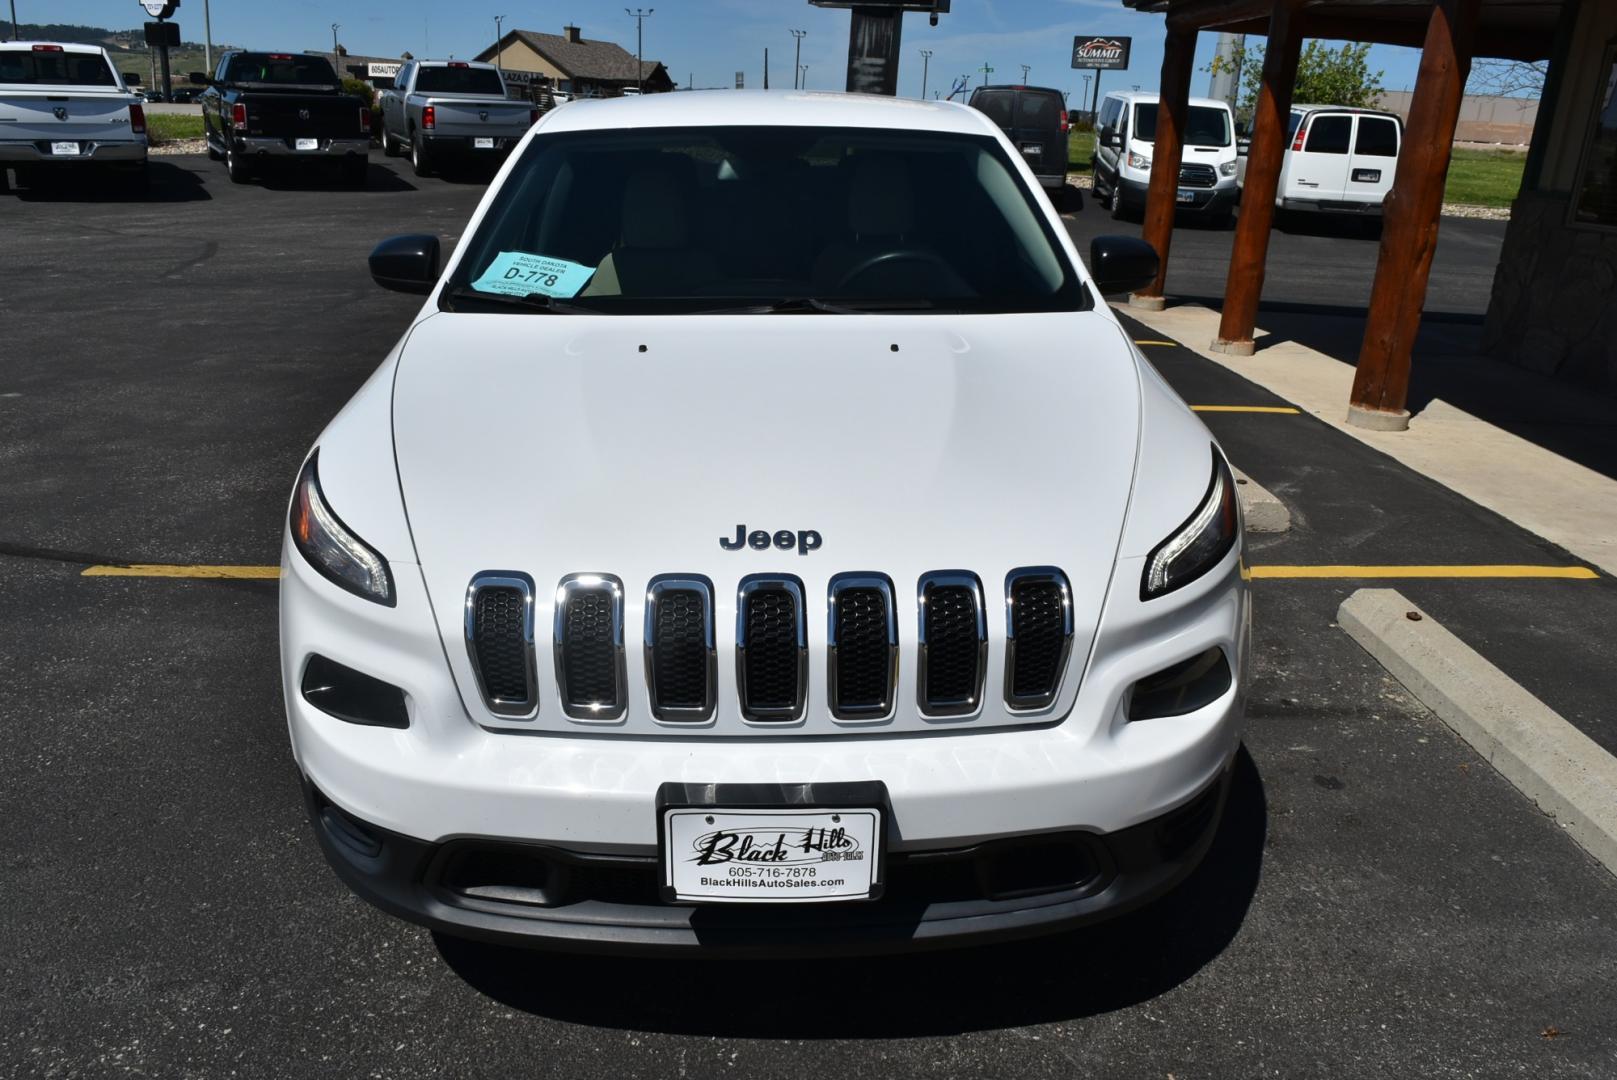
[1120,301,1617,577]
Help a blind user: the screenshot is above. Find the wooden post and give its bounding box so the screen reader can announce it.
[1211,0,1304,355]
[1348,0,1480,430]
[1130,26,1198,310]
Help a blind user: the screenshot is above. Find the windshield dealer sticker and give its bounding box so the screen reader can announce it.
[471,251,595,299]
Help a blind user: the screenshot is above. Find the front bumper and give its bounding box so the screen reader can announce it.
[237,136,370,158]
[1118,174,1239,215]
[0,139,146,164]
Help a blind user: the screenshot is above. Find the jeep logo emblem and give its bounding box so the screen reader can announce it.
[720,525,822,556]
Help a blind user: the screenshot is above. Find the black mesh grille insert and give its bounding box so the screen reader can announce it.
[651,588,708,712]
[562,589,618,707]
[1178,162,1217,188]
[923,584,980,706]
[742,587,800,715]
[473,586,530,703]
[1010,578,1067,700]
[834,587,890,712]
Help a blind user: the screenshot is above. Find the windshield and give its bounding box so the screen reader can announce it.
[1132,103,1232,148]
[416,65,506,96]
[446,125,1084,314]
[225,53,338,87]
[0,50,118,87]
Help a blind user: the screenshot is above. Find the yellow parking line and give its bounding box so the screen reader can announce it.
[1191,405,1301,414]
[1134,339,1180,347]
[1248,565,1598,580]
[81,564,280,579]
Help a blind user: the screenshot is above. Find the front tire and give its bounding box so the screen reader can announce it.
[1109,176,1125,220]
[410,132,432,178]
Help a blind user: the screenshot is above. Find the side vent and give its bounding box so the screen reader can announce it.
[827,573,897,720]
[735,575,808,722]
[553,574,627,721]
[1003,567,1075,711]
[916,571,987,717]
[643,576,717,722]
[464,572,538,717]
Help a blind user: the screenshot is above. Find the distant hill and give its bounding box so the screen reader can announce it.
[2,21,215,52]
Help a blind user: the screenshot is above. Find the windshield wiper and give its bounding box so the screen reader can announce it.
[694,297,940,315]
[442,286,595,314]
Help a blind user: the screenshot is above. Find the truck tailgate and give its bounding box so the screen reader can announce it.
[0,89,139,144]
[241,93,365,140]
[423,98,531,137]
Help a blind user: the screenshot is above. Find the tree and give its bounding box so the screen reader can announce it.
[1207,40,1386,120]
[1467,58,1547,98]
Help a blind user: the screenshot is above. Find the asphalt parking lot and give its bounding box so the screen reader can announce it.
[3,154,1616,1079]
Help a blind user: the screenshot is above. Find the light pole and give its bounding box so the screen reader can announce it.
[1020,63,1030,83]
[9,0,19,41]
[789,29,806,90]
[494,15,504,84]
[331,23,341,78]
[203,0,213,74]
[625,8,653,94]
[978,60,994,86]
[799,64,808,89]
[1080,72,1091,112]
[919,49,931,99]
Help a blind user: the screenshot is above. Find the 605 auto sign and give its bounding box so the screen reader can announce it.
[1071,35,1131,71]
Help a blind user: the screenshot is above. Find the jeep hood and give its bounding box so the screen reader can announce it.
[391,311,1143,722]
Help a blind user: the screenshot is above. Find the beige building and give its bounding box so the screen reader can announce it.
[476,25,673,97]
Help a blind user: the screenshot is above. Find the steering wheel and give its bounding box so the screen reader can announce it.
[834,248,958,294]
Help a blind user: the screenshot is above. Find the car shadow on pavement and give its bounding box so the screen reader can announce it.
[5,160,210,203]
[435,746,1266,1037]
[250,161,417,194]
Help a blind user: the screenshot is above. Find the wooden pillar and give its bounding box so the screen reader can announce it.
[1212,0,1304,355]
[1348,0,1480,430]
[1129,25,1198,310]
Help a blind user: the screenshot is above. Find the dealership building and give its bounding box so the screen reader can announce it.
[477,25,673,97]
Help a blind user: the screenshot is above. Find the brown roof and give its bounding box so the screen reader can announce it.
[481,28,665,83]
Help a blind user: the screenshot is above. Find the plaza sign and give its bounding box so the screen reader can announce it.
[1071,36,1130,71]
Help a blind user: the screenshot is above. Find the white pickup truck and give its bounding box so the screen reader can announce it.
[0,41,147,191]
[378,59,535,177]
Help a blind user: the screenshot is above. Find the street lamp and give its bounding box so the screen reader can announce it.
[494,15,504,81]
[799,64,808,89]
[789,29,806,90]
[331,24,341,78]
[203,0,213,74]
[1020,63,1030,83]
[625,8,653,94]
[919,49,931,100]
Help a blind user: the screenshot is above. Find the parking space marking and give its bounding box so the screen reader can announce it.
[1248,565,1599,581]
[81,564,281,580]
[1191,405,1302,414]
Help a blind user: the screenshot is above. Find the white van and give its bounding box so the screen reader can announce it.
[1276,105,1402,217]
[1092,90,1239,226]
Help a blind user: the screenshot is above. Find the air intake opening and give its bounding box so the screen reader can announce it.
[1004,567,1074,711]
[828,573,897,720]
[644,576,716,722]
[917,572,986,717]
[300,653,409,729]
[736,575,807,722]
[440,847,557,907]
[554,574,627,721]
[464,572,538,717]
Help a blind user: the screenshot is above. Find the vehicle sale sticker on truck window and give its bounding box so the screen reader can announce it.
[662,807,881,903]
[471,251,595,299]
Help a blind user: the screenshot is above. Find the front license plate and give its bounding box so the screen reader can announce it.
[50,141,81,156]
[294,138,319,151]
[474,137,495,149]
[662,807,881,903]
[1176,188,1196,203]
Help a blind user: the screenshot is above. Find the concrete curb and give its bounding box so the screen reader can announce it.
[1231,467,1290,533]
[1338,588,1617,877]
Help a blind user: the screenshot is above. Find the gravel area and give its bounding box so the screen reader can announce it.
[1441,202,1512,220]
[150,139,207,156]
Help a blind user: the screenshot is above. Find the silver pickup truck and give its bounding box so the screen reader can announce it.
[379,60,535,177]
[0,41,148,192]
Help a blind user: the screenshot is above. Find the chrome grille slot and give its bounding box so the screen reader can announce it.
[644,576,716,722]
[464,572,538,718]
[1178,162,1217,188]
[553,574,627,721]
[917,571,987,717]
[735,575,808,722]
[1004,567,1075,711]
[827,573,897,720]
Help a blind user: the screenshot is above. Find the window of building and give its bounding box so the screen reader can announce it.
[1571,43,1617,229]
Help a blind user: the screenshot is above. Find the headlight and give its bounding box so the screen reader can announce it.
[289,450,395,606]
[1219,160,1238,177]
[1127,150,1151,169]
[1141,447,1239,600]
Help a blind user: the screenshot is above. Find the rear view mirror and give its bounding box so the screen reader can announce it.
[370,234,441,294]
[1088,235,1159,296]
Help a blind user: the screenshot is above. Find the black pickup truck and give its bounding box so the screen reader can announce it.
[192,51,371,186]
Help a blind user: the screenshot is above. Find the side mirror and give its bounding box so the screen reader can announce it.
[124,71,142,85]
[1089,235,1159,296]
[369,234,441,294]
[1237,135,1251,156]
[1105,132,1122,149]
[188,71,214,86]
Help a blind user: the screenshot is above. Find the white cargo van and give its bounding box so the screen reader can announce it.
[0,41,148,191]
[1092,90,1240,226]
[1276,105,1402,217]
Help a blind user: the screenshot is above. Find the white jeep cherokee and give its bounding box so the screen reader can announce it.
[281,91,1249,954]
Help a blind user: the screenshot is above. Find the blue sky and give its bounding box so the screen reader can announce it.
[23,0,1431,97]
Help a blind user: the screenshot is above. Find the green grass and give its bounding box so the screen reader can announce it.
[1443,147,1526,208]
[1068,129,1097,168]
[145,113,204,144]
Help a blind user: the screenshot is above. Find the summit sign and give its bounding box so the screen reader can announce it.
[1071,35,1131,71]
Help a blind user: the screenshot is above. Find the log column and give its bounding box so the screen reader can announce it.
[1348,0,1481,430]
[1130,25,1198,311]
[1211,0,1304,355]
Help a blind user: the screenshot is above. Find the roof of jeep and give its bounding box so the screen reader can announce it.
[536,89,1000,138]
